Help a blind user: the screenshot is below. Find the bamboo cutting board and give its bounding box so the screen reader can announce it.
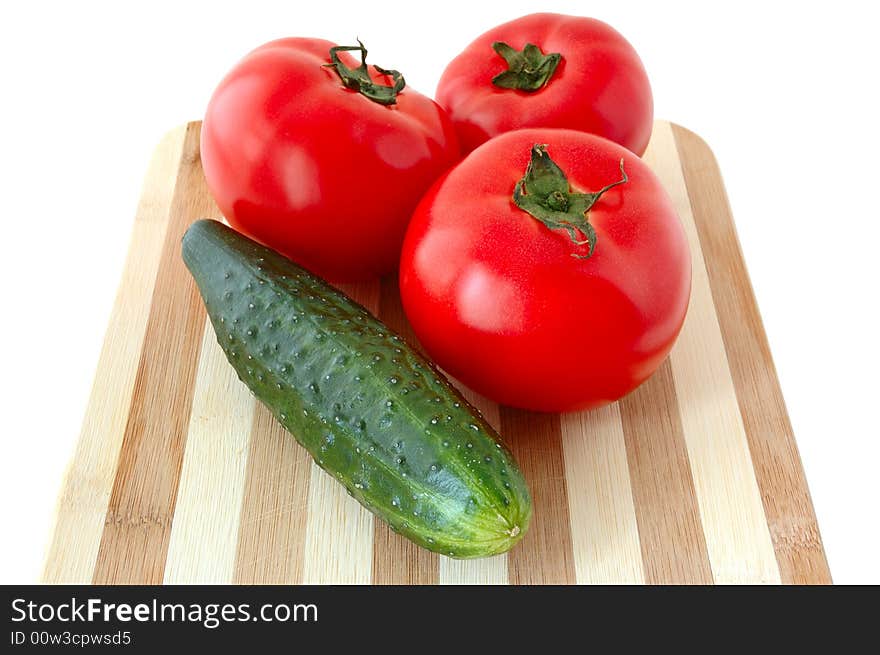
[43,121,830,585]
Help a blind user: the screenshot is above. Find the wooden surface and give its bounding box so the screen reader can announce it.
[43,121,831,585]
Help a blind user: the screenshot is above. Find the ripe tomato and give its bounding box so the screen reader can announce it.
[201,38,459,282]
[399,129,690,412]
[436,14,653,156]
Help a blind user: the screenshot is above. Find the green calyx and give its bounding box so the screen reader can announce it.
[513,145,628,259]
[326,40,405,105]
[491,42,562,92]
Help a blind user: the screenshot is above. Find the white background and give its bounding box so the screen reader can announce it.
[0,0,877,584]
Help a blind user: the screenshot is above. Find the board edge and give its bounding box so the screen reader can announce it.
[668,121,831,584]
[41,123,192,583]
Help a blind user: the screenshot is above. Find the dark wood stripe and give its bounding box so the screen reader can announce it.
[372,275,439,585]
[93,122,214,583]
[619,360,714,584]
[232,404,312,584]
[671,124,831,584]
[502,409,576,585]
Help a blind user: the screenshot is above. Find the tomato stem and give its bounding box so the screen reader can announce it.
[512,145,628,259]
[325,40,406,106]
[491,42,562,92]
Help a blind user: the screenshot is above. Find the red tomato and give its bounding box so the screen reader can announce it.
[201,38,459,282]
[436,14,653,156]
[399,129,690,412]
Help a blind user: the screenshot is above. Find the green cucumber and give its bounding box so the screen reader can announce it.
[182,220,531,558]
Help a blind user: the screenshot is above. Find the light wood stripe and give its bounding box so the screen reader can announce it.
[672,124,831,584]
[646,122,781,584]
[371,276,439,585]
[561,403,644,584]
[619,361,713,584]
[440,378,508,584]
[301,281,380,584]
[93,122,214,584]
[232,403,312,584]
[302,468,374,584]
[163,317,256,583]
[440,554,507,585]
[503,409,576,585]
[42,125,188,583]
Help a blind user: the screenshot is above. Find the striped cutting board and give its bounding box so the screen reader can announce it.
[43,121,830,585]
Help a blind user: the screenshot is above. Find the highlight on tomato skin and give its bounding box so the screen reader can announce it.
[399,128,691,413]
[200,37,461,283]
[436,13,654,156]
